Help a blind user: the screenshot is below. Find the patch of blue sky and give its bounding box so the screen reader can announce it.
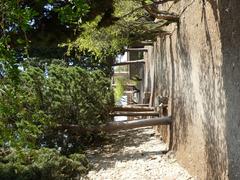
[44,4,54,11]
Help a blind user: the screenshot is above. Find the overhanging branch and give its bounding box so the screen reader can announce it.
[143,3,179,22]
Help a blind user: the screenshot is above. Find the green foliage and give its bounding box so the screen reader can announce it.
[114,0,144,20]
[0,67,49,148]
[114,77,125,102]
[0,1,38,32]
[64,0,165,58]
[0,0,39,84]
[0,148,89,180]
[0,64,113,149]
[61,1,141,58]
[55,0,90,24]
[114,76,138,102]
[114,65,128,73]
[45,65,113,126]
[64,15,129,58]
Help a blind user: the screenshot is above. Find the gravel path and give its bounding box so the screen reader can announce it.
[84,127,194,180]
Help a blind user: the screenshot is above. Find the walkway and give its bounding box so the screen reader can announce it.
[85,127,194,180]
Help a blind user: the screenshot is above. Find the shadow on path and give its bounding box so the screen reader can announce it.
[85,127,167,171]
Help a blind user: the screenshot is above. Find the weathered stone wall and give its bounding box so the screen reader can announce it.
[147,0,240,179]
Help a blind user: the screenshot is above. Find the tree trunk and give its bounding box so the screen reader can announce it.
[113,105,154,112]
[110,111,159,116]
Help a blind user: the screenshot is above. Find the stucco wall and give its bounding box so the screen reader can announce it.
[147,0,240,179]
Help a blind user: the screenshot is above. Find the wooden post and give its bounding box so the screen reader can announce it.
[113,60,145,66]
[110,111,159,116]
[113,106,154,112]
[143,92,151,104]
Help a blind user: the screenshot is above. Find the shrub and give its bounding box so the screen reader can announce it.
[0,64,114,150]
[0,148,89,180]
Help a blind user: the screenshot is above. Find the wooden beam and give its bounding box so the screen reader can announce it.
[113,106,154,112]
[111,83,136,88]
[110,111,159,116]
[113,72,129,77]
[113,60,145,66]
[57,116,172,133]
[132,41,154,46]
[132,40,154,47]
[123,90,139,94]
[133,104,149,107]
[101,117,172,132]
[140,41,154,45]
[125,48,148,52]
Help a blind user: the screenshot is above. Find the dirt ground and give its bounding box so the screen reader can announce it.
[84,127,194,180]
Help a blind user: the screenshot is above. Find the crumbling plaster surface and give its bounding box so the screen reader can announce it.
[145,0,240,179]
